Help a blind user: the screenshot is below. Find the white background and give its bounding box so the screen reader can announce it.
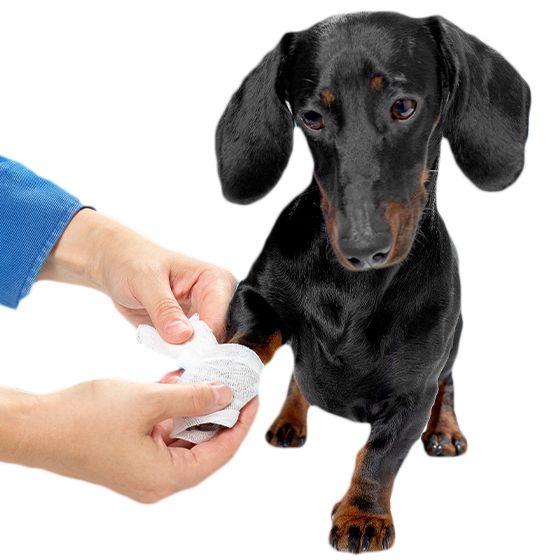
[0,1,557,558]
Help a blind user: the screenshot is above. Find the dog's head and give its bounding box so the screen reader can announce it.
[216,12,530,271]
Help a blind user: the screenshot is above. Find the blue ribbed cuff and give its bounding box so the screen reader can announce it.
[0,157,85,308]
[17,200,84,305]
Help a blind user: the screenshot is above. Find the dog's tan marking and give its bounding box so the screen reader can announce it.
[370,73,384,92]
[228,331,282,364]
[320,88,335,107]
[383,167,429,265]
[318,184,355,270]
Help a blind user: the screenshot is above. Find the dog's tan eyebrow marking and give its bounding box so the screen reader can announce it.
[370,73,385,91]
[320,88,335,106]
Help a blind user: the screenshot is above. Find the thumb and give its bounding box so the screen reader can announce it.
[146,382,233,425]
[135,275,192,343]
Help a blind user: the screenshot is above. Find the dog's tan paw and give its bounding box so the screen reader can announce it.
[422,429,467,456]
[330,504,395,552]
[265,416,306,447]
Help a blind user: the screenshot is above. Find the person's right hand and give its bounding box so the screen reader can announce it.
[4,378,257,503]
[37,208,237,343]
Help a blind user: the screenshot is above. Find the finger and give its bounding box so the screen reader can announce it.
[193,272,236,343]
[134,273,193,344]
[145,382,233,425]
[158,369,183,384]
[184,398,259,482]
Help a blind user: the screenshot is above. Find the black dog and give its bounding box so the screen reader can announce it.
[215,12,530,553]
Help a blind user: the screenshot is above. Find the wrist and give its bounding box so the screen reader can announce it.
[37,208,120,291]
[0,386,42,466]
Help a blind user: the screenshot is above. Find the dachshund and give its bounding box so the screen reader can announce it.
[215,12,530,553]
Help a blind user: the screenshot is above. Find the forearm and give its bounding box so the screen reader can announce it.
[37,208,118,290]
[0,386,38,466]
[0,387,68,474]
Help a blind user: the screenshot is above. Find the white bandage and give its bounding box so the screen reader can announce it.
[137,315,263,444]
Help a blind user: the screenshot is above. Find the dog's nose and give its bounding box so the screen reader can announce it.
[338,234,392,270]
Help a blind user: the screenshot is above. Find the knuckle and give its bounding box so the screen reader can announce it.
[154,297,181,317]
[201,266,236,290]
[187,385,213,411]
[218,269,236,289]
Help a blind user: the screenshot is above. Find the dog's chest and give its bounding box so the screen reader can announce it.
[290,314,396,420]
[284,281,453,422]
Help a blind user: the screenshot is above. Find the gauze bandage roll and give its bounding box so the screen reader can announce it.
[137,315,263,444]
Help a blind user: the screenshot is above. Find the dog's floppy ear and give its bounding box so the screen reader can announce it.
[216,33,295,204]
[427,17,531,191]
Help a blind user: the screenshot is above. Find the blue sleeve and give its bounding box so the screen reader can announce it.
[0,156,84,308]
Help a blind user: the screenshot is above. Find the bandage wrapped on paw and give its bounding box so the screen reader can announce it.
[137,315,263,444]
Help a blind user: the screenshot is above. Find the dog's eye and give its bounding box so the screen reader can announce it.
[391,99,417,120]
[301,111,325,130]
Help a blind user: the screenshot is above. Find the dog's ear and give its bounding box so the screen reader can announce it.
[427,17,531,191]
[216,33,295,204]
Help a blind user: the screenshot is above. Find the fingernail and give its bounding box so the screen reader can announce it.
[209,381,232,406]
[165,319,191,339]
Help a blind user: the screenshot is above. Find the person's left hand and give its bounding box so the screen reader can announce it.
[2,372,258,502]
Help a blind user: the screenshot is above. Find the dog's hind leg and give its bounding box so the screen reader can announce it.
[266,374,309,448]
[421,315,468,456]
[421,373,468,456]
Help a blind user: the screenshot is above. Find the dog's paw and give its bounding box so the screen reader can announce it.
[265,417,306,448]
[330,503,395,552]
[421,430,467,456]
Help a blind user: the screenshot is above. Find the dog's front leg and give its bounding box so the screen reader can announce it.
[226,283,310,445]
[225,283,286,364]
[330,388,437,553]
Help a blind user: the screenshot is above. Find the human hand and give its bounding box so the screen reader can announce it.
[38,209,236,342]
[97,233,235,343]
[1,377,257,503]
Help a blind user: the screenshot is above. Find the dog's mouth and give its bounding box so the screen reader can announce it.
[318,174,428,272]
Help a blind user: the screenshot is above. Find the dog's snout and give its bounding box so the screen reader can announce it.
[338,233,392,270]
